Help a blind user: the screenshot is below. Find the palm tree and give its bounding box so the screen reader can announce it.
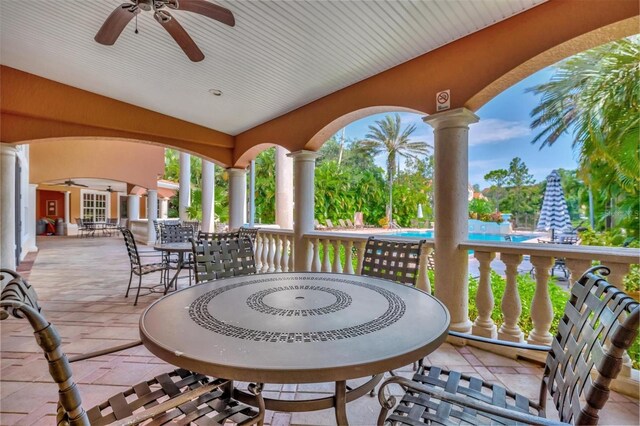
[361,114,431,224]
[528,37,639,233]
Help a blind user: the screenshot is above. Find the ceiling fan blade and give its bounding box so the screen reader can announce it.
[175,0,235,27]
[75,183,90,188]
[154,11,205,62]
[95,3,140,45]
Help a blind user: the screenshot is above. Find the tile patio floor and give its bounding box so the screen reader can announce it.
[1,235,638,425]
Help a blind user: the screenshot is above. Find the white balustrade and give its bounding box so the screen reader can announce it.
[250,229,294,274]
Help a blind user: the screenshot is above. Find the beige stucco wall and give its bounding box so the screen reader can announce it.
[30,138,164,189]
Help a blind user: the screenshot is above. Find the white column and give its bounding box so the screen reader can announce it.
[179,152,191,221]
[276,146,294,229]
[423,108,478,333]
[228,168,247,230]
[25,184,38,251]
[201,160,216,232]
[146,190,158,245]
[128,194,140,220]
[0,145,17,270]
[289,150,319,271]
[160,198,169,219]
[64,191,71,223]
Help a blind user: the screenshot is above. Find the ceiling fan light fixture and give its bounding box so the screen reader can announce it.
[209,88,222,96]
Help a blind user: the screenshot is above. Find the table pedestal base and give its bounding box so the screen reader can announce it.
[233,374,384,425]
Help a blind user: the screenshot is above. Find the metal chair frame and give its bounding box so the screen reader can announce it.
[120,228,167,306]
[191,236,257,284]
[377,266,639,425]
[361,237,426,286]
[0,269,265,426]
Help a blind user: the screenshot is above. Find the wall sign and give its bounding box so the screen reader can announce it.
[436,89,450,111]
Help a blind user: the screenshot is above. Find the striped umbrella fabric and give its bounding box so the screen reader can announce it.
[536,170,571,233]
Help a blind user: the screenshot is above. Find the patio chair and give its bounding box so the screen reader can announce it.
[0,269,265,426]
[191,235,256,284]
[314,219,327,230]
[377,266,639,426]
[338,219,348,228]
[75,218,91,238]
[198,230,240,241]
[182,220,201,234]
[326,219,335,229]
[361,236,427,375]
[346,218,355,228]
[361,237,426,286]
[239,226,259,245]
[120,228,167,306]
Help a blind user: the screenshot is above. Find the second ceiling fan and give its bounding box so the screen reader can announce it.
[95,0,235,62]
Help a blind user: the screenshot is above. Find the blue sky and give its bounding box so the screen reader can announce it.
[337,67,579,189]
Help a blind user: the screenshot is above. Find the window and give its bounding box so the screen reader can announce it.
[82,190,109,221]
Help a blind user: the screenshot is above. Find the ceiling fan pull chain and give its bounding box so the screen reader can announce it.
[135,14,139,34]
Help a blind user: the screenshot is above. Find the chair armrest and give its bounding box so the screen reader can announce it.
[377,376,568,426]
[111,380,228,426]
[68,340,142,363]
[448,331,551,352]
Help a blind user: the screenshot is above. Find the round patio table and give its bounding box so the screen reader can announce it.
[153,242,192,292]
[140,272,450,424]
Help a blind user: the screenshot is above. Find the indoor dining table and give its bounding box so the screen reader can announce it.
[140,272,450,424]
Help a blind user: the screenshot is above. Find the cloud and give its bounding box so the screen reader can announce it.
[469,119,531,146]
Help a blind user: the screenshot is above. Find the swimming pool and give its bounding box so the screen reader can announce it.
[391,230,536,243]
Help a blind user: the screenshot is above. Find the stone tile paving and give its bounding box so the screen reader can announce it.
[1,236,638,425]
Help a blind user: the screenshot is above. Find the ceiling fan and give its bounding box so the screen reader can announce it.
[95,0,235,62]
[106,186,115,193]
[61,179,89,188]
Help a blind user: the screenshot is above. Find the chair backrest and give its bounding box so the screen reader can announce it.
[182,220,201,234]
[198,231,240,241]
[238,226,259,244]
[326,219,334,228]
[346,219,354,228]
[0,270,90,425]
[191,236,256,283]
[338,219,347,228]
[161,224,193,243]
[542,266,639,425]
[360,237,426,286]
[120,228,141,267]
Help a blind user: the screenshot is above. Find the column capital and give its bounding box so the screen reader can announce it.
[1,143,17,157]
[226,167,247,176]
[423,107,479,130]
[147,189,157,194]
[287,150,319,162]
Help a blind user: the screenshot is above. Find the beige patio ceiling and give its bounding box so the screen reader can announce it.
[0,0,546,136]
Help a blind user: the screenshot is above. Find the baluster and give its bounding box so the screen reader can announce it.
[267,235,276,272]
[498,253,524,342]
[344,240,354,274]
[355,241,366,275]
[281,236,289,272]
[564,258,592,285]
[416,246,432,294]
[274,235,282,272]
[332,240,343,273]
[254,233,263,272]
[289,237,296,272]
[472,251,496,338]
[606,262,633,377]
[322,239,332,272]
[312,238,321,272]
[261,234,270,273]
[528,255,554,346]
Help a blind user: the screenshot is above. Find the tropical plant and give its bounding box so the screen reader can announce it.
[360,114,431,224]
[528,37,640,235]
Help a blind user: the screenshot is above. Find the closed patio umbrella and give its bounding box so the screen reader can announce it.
[536,170,571,241]
[417,204,424,219]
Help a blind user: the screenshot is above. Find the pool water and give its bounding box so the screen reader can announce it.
[392,230,536,243]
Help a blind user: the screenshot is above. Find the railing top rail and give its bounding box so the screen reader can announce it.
[303,231,435,247]
[256,228,294,236]
[461,241,640,263]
